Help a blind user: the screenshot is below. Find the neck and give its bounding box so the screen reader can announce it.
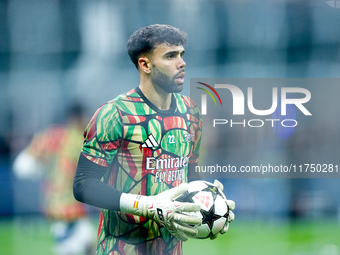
[139,78,172,111]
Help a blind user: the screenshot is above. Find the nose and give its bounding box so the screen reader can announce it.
[178,57,186,69]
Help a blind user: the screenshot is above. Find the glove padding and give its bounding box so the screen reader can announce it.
[210,179,235,240]
[120,183,202,241]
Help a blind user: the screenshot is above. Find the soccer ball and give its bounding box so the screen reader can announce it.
[175,180,230,239]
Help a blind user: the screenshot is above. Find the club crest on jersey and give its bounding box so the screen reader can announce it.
[183,133,195,143]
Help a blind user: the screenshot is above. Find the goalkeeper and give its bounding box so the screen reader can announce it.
[73,24,234,255]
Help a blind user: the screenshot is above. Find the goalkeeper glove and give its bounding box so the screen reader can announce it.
[210,179,235,240]
[120,183,202,241]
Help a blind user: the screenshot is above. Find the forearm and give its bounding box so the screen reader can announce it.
[73,154,122,211]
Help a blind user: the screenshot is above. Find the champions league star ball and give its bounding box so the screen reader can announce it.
[175,180,230,239]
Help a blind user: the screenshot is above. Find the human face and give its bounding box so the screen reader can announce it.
[149,44,186,93]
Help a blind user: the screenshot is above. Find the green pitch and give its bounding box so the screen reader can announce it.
[185,218,340,255]
[0,216,339,255]
[0,217,54,255]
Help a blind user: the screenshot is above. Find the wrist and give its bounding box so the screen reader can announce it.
[120,193,148,217]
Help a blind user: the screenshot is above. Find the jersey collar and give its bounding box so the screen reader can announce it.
[135,87,177,115]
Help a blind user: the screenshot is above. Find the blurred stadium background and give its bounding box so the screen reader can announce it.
[0,0,340,254]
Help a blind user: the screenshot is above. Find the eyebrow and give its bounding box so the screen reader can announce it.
[164,50,185,57]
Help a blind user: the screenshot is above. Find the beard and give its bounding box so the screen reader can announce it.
[151,65,184,93]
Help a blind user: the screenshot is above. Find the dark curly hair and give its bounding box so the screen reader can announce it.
[127,24,187,69]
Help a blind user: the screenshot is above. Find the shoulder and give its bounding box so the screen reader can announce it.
[173,93,200,114]
[84,91,139,141]
[173,93,197,108]
[105,88,144,115]
[95,88,141,117]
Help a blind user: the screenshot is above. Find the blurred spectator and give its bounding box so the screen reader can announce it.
[12,103,95,255]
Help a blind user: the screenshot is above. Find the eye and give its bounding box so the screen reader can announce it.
[167,54,175,59]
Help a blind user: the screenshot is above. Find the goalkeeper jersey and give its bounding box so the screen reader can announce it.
[81,87,202,255]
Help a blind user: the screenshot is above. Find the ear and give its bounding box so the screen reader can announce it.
[138,57,152,74]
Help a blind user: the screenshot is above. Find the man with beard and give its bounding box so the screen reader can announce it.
[73,24,234,255]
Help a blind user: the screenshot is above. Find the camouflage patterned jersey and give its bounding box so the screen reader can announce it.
[81,87,202,255]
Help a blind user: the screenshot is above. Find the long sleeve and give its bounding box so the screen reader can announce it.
[73,154,122,211]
